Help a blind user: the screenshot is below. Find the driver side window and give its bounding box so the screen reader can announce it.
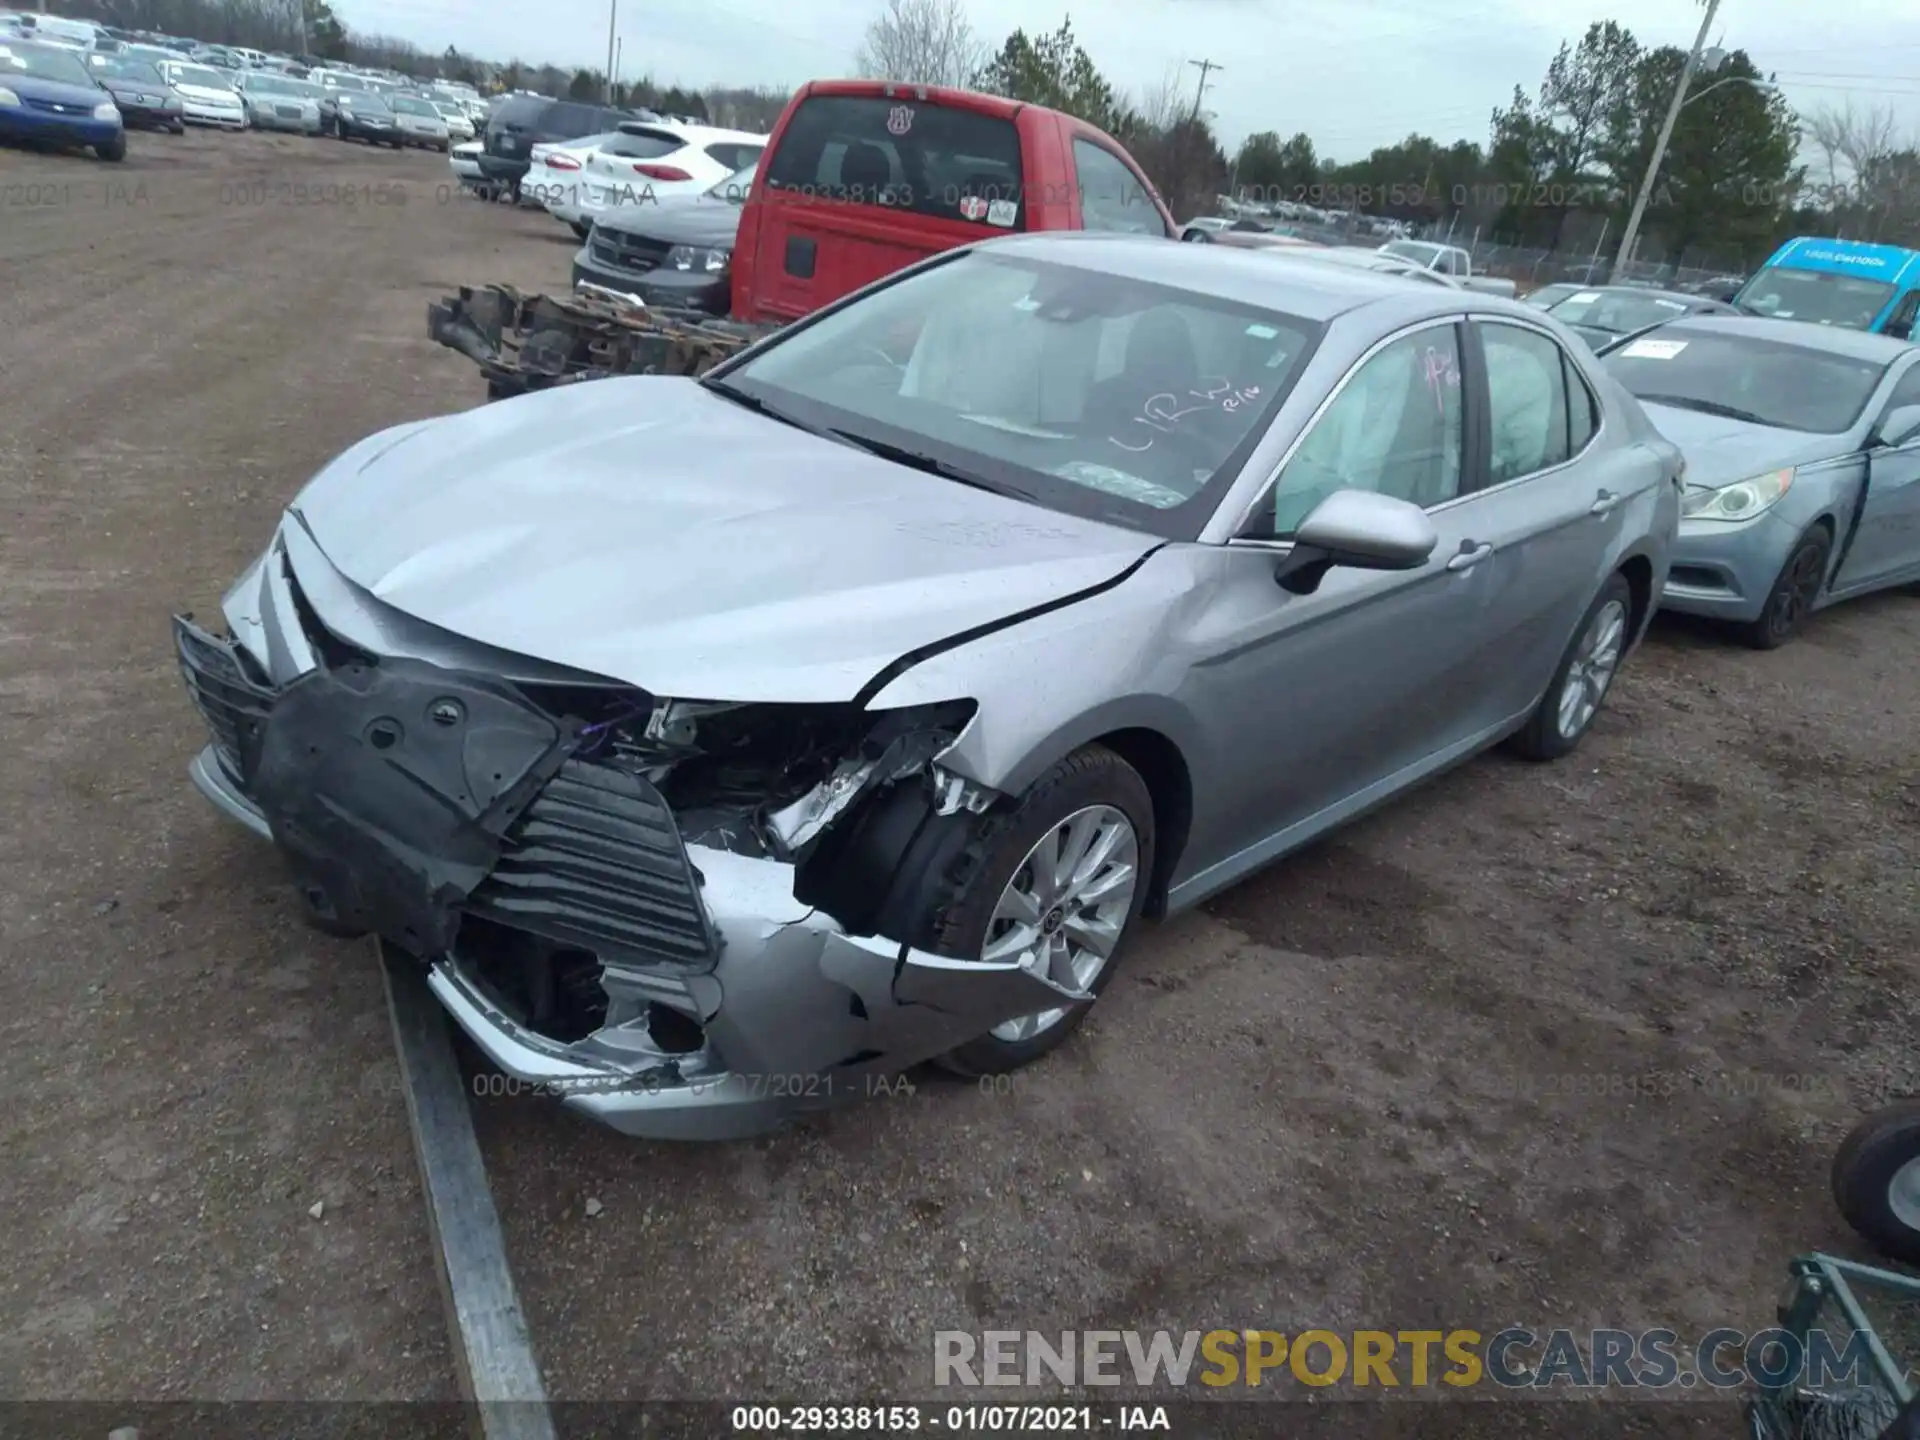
[1260,325,1465,536]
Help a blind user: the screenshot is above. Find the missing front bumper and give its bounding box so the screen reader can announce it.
[175,616,1087,1141]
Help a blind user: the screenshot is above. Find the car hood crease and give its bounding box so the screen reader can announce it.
[290,378,1161,703]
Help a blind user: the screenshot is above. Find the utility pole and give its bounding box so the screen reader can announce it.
[614,37,622,104]
[1612,0,1721,282]
[293,0,307,57]
[1187,58,1220,124]
[604,0,617,106]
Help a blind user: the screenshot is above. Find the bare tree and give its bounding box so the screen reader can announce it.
[1806,99,1902,184]
[1124,63,1187,134]
[851,0,985,89]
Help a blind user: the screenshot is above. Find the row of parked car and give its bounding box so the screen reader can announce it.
[0,14,490,159]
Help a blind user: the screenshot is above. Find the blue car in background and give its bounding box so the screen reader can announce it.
[0,37,126,161]
[1734,237,1920,339]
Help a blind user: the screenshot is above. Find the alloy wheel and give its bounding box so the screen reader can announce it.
[1556,598,1628,740]
[1891,1155,1920,1234]
[985,805,1140,1042]
[1768,541,1826,641]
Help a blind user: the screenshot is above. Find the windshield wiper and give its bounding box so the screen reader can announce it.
[825,429,1034,501]
[697,376,827,436]
[1636,394,1780,427]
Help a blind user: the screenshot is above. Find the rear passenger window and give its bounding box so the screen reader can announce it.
[1480,323,1573,484]
[601,127,684,159]
[1072,139,1165,236]
[1887,362,1920,411]
[1563,352,1598,453]
[705,141,763,171]
[762,95,1024,228]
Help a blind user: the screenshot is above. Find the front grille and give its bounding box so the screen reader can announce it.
[275,104,301,118]
[468,759,716,969]
[174,620,273,784]
[589,230,668,274]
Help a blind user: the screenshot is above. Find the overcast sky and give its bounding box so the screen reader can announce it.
[332,0,1920,161]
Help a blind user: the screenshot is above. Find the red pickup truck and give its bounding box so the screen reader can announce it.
[431,80,1178,394]
[729,79,1177,322]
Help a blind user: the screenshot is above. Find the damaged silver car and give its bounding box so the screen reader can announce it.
[175,235,1679,1140]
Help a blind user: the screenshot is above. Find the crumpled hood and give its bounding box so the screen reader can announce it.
[290,378,1159,703]
[1640,402,1850,488]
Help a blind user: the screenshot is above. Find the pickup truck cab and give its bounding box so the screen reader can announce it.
[1377,239,1519,297]
[729,80,1175,324]
[1733,237,1920,338]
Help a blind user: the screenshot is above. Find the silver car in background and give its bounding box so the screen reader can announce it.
[1602,316,1920,647]
[172,236,1679,1141]
[234,71,322,135]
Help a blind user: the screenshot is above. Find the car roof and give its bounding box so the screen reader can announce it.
[1646,313,1918,360]
[979,233,1498,324]
[1555,284,1715,304]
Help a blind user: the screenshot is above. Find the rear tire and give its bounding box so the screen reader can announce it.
[1833,1102,1920,1266]
[1507,572,1634,761]
[1735,526,1830,650]
[927,746,1156,1077]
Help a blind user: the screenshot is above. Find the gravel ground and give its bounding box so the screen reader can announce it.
[2,130,1917,1432]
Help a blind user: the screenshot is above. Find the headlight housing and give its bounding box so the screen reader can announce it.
[0,87,19,107]
[1681,468,1793,522]
[93,100,121,121]
[666,245,731,274]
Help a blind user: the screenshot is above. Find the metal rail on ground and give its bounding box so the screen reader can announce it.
[379,940,558,1440]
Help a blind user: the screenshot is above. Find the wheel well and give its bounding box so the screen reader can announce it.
[1093,728,1191,919]
[1617,554,1654,639]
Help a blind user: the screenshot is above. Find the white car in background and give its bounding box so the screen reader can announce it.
[519,130,627,210]
[449,138,485,189]
[547,120,766,237]
[159,60,247,129]
[430,99,474,141]
[385,92,450,150]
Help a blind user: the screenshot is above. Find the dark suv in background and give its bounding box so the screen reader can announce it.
[481,95,634,199]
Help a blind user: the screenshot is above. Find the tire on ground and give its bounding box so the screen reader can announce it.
[907,744,1157,1077]
[1507,569,1634,762]
[1833,1101,1920,1266]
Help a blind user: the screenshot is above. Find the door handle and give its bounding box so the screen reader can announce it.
[1590,490,1621,517]
[1446,541,1494,571]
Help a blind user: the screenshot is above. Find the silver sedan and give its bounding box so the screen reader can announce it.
[172,235,1680,1140]
[1602,316,1920,647]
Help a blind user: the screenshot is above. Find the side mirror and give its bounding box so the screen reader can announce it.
[1268,490,1439,595]
[1871,404,1920,450]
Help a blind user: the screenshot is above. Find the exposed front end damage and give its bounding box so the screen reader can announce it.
[174,531,1081,1141]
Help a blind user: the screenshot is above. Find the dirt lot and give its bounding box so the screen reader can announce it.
[3,129,1918,1431]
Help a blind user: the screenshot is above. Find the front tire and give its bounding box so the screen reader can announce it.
[1736,526,1830,650]
[95,133,127,162]
[930,746,1155,1076]
[1507,571,1633,761]
[1833,1102,1920,1266]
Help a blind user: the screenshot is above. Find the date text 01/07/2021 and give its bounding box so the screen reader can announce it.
[729,1404,1175,1433]
[467,1070,923,1101]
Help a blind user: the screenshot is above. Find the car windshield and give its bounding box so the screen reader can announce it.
[1380,240,1441,266]
[712,251,1321,540]
[0,39,95,85]
[1736,268,1898,329]
[170,63,230,89]
[1547,290,1694,335]
[247,75,314,96]
[99,57,162,83]
[1603,329,1889,434]
[707,160,757,202]
[389,95,434,116]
